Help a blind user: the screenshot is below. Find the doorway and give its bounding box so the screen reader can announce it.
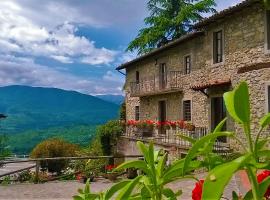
[158,100,167,135]
[211,96,227,142]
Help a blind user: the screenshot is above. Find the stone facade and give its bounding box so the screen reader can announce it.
[121,2,270,151]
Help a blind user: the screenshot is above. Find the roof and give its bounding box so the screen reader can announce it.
[191,79,231,91]
[237,62,270,74]
[116,31,204,70]
[116,0,261,70]
[195,0,260,28]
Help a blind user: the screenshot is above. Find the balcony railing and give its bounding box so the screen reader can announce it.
[122,126,232,155]
[130,71,183,97]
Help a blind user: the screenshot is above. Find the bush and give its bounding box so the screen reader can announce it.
[74,139,107,178]
[96,120,123,158]
[30,138,79,174]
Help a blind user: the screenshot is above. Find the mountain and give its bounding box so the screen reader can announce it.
[0,85,120,134]
[96,95,124,105]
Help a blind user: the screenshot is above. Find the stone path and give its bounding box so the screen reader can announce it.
[0,175,244,200]
[0,162,35,176]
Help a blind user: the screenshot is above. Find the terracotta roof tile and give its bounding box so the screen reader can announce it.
[191,79,231,91]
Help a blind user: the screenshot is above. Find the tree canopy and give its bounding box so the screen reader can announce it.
[127,0,216,55]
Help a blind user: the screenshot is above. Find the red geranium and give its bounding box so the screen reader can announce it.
[257,170,270,198]
[127,120,138,127]
[106,164,118,172]
[192,180,204,200]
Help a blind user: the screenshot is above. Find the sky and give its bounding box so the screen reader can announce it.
[0,0,242,95]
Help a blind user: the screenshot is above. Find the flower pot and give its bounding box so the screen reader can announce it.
[126,168,138,179]
[107,172,118,181]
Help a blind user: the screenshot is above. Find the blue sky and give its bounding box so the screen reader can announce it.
[0,0,241,95]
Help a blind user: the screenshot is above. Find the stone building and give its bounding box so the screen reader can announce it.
[116,0,270,155]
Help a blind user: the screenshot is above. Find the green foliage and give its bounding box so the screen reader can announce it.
[127,0,216,54]
[75,139,107,177]
[113,141,187,200]
[8,125,96,154]
[97,120,123,157]
[17,170,32,183]
[0,134,11,162]
[119,102,126,121]
[30,138,79,174]
[265,0,270,9]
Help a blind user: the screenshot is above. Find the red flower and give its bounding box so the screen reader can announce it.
[257,170,270,198]
[192,180,204,200]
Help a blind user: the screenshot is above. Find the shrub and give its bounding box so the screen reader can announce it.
[96,120,123,161]
[30,138,79,174]
[74,139,107,178]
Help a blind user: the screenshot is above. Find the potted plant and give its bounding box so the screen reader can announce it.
[106,164,118,181]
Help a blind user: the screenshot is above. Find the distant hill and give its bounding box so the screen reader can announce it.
[96,95,124,105]
[0,85,120,134]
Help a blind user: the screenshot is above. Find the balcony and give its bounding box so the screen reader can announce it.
[130,71,183,97]
[122,126,232,155]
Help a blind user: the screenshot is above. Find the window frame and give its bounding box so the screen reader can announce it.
[183,100,192,121]
[135,71,140,84]
[135,106,140,121]
[213,30,224,64]
[184,55,191,74]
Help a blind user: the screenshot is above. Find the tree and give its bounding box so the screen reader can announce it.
[265,0,270,9]
[30,138,79,174]
[127,0,216,55]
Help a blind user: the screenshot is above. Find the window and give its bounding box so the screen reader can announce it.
[136,71,140,84]
[266,10,270,50]
[184,55,191,74]
[213,30,223,63]
[135,106,140,121]
[183,100,191,121]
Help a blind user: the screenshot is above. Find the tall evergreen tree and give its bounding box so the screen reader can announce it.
[127,0,216,55]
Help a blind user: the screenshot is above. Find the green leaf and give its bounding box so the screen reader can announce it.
[115,175,142,200]
[104,181,130,200]
[114,160,150,174]
[202,155,250,200]
[259,113,270,129]
[156,153,167,177]
[202,118,227,154]
[162,188,177,200]
[84,179,90,194]
[244,176,270,199]
[232,191,239,200]
[223,82,250,124]
[182,132,234,174]
[73,196,84,200]
[137,141,149,163]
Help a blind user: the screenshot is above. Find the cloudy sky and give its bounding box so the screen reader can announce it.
[0,0,241,95]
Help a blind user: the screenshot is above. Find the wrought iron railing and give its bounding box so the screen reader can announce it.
[130,71,183,96]
[123,126,231,154]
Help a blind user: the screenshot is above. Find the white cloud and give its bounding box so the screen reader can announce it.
[51,55,73,64]
[0,55,123,95]
[0,1,117,65]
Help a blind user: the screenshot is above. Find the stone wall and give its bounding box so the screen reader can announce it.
[124,2,270,150]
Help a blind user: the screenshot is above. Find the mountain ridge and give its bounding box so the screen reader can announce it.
[0,85,119,134]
